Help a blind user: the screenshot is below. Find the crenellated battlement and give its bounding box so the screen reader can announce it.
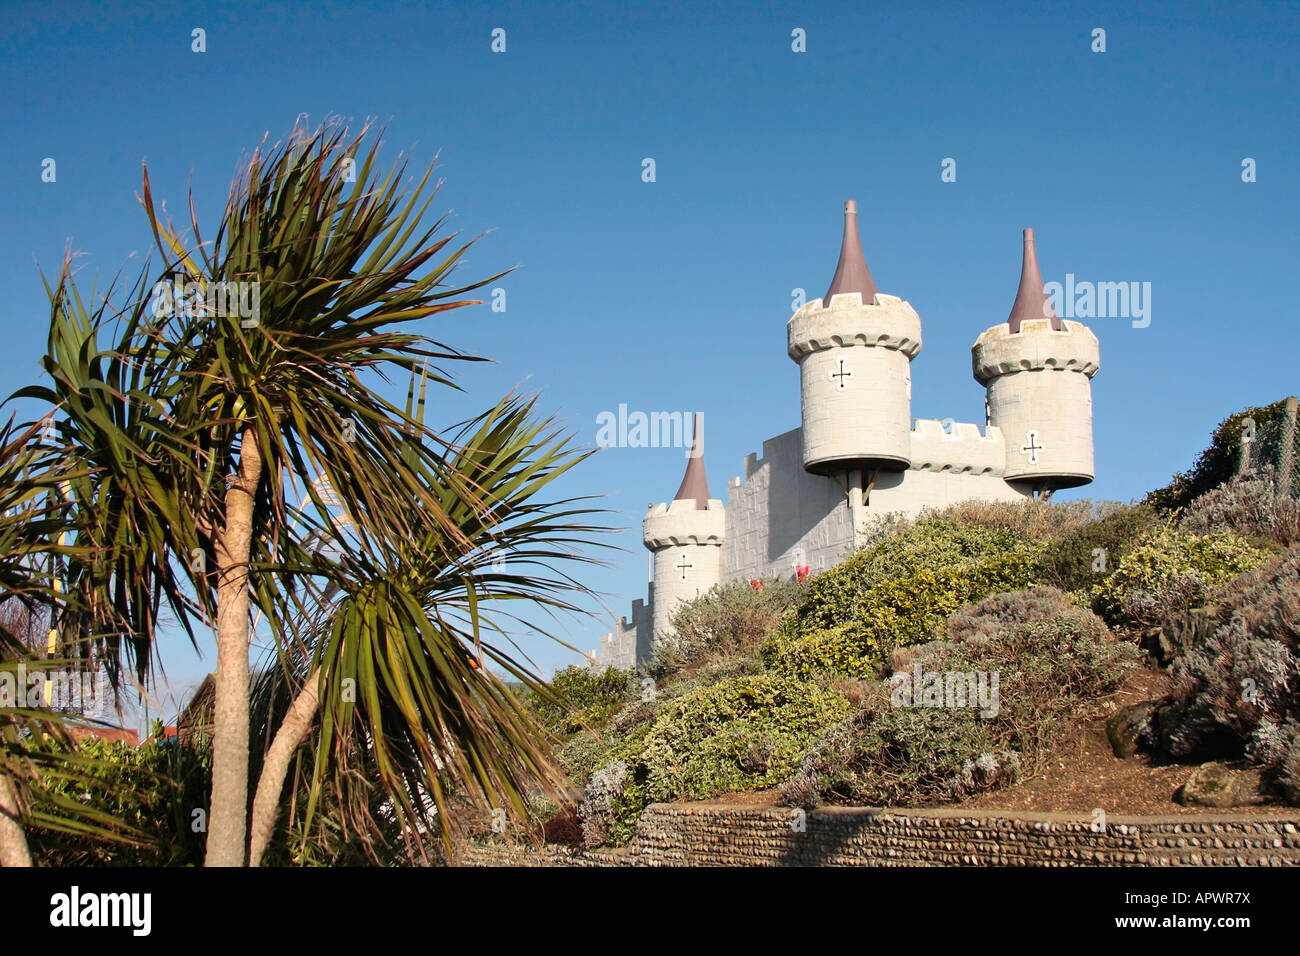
[908,419,1007,475]
[788,293,923,360]
[643,498,727,550]
[972,318,1100,385]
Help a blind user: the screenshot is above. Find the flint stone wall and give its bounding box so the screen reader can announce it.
[459,804,1300,867]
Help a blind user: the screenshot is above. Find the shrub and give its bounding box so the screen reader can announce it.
[779,688,1014,808]
[655,654,765,704]
[780,604,1137,808]
[582,674,851,845]
[1090,526,1272,630]
[558,731,619,789]
[1161,548,1300,780]
[1278,724,1300,805]
[1145,398,1295,514]
[1166,618,1297,761]
[1178,469,1300,548]
[920,498,1113,542]
[789,520,1024,636]
[856,549,1040,648]
[579,759,628,848]
[649,577,805,679]
[947,586,1079,645]
[767,548,1039,678]
[1036,501,1161,593]
[764,625,885,680]
[26,731,210,866]
[525,665,637,737]
[857,510,915,549]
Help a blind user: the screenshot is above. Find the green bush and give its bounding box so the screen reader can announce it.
[763,625,885,680]
[583,674,851,845]
[1145,399,1295,514]
[1035,501,1161,593]
[1090,526,1273,630]
[789,520,1024,636]
[780,603,1137,808]
[525,665,637,737]
[650,577,805,679]
[767,548,1039,678]
[26,730,210,867]
[1178,470,1300,548]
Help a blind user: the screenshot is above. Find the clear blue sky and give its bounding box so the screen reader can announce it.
[3,0,1298,712]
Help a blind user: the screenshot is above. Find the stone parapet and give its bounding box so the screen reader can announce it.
[460,804,1300,867]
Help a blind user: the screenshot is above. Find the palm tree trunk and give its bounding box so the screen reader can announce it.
[205,428,263,867]
[247,667,321,867]
[0,771,33,867]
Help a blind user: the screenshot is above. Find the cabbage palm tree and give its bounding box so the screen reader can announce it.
[21,118,608,865]
[0,417,159,866]
[247,385,605,865]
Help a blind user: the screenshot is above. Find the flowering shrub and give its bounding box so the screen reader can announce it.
[1160,547,1300,799]
[766,548,1039,678]
[580,674,850,845]
[1090,526,1272,630]
[1178,469,1300,547]
[779,603,1135,809]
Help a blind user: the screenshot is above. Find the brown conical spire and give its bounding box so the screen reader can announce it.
[672,413,710,510]
[1007,228,1063,333]
[823,200,880,306]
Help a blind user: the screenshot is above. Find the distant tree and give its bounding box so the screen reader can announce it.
[1145,399,1293,513]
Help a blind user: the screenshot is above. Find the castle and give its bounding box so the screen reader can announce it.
[590,201,1100,669]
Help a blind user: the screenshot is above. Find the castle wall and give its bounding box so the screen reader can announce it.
[866,465,1031,515]
[594,418,1039,668]
[593,598,649,670]
[721,422,1032,584]
[723,428,855,582]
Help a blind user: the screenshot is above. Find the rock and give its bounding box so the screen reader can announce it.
[1177,762,1275,808]
[1107,701,1158,758]
[1154,698,1187,755]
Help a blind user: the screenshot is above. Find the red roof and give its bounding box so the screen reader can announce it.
[823,200,880,306]
[1007,228,1063,333]
[67,724,140,748]
[672,413,711,509]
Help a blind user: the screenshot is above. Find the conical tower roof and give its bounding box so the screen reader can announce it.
[672,413,710,510]
[823,200,880,306]
[1007,228,1063,333]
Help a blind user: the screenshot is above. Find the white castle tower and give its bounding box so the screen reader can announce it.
[592,208,1101,670]
[788,200,922,480]
[642,414,726,639]
[973,229,1101,492]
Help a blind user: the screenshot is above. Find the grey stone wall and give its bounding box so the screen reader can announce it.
[459,804,1300,867]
